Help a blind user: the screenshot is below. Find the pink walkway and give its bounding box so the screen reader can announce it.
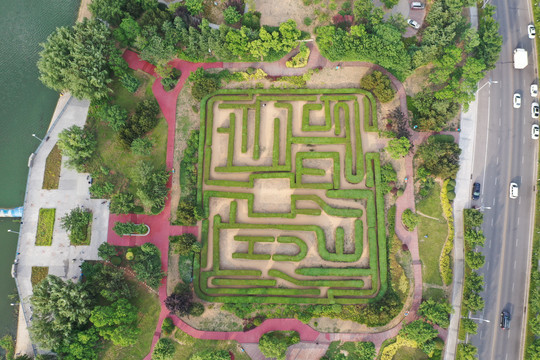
[109,49,451,359]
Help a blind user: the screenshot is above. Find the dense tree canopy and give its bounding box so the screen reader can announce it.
[418,299,453,328]
[37,19,115,100]
[57,125,96,171]
[258,331,300,360]
[90,299,140,346]
[417,137,461,179]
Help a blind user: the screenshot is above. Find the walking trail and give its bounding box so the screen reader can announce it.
[110,45,450,359]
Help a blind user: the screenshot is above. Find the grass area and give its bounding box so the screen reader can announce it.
[172,329,250,360]
[42,144,62,189]
[416,183,448,287]
[31,267,49,287]
[110,70,155,113]
[99,280,161,360]
[423,287,446,302]
[393,347,429,360]
[35,208,55,246]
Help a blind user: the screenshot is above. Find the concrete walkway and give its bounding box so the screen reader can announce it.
[14,95,110,355]
[115,47,454,359]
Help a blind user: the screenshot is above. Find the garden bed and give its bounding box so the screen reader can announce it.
[35,208,55,246]
[42,144,62,189]
[31,266,49,287]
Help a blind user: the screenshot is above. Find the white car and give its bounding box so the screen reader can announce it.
[529,25,536,39]
[407,19,420,29]
[533,102,540,118]
[533,124,540,139]
[510,182,519,199]
[532,84,538,97]
[513,92,522,108]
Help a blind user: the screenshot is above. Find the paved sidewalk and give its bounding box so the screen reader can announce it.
[14,96,110,354]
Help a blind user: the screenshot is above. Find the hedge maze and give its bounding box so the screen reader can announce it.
[194,89,386,304]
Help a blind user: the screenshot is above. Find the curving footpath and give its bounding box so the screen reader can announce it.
[110,47,449,359]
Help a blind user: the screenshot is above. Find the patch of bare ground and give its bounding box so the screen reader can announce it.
[403,64,432,97]
[168,253,181,296]
[203,0,227,25]
[180,304,244,331]
[77,0,91,22]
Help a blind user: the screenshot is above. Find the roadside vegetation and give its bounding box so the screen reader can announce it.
[35,208,55,246]
[42,144,62,189]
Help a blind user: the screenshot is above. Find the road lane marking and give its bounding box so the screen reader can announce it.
[518,217,520,225]
[523,155,525,164]
[487,261,490,271]
[513,282,515,291]
[516,238,519,247]
[499,137,501,144]
[491,218,495,226]
[489,239,492,248]
[515,260,517,269]
[493,198,496,206]
[497,156,500,165]
[495,177,498,185]
[519,197,522,205]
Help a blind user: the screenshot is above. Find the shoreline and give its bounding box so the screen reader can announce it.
[14,0,90,355]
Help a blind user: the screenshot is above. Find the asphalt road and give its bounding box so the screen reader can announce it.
[468,0,538,358]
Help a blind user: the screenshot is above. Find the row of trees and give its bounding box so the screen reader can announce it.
[29,263,140,359]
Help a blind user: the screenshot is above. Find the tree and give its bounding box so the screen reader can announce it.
[465,251,485,270]
[353,0,374,20]
[477,5,502,70]
[89,0,126,25]
[528,339,540,360]
[82,262,131,302]
[191,76,220,101]
[57,125,96,171]
[132,243,164,287]
[464,229,486,248]
[30,275,93,351]
[190,350,230,360]
[61,207,92,245]
[360,71,395,102]
[113,16,141,46]
[259,331,300,360]
[386,137,411,159]
[90,299,140,346]
[119,99,160,146]
[398,320,438,346]
[188,302,205,316]
[463,291,484,312]
[57,328,100,360]
[152,338,176,360]
[97,242,117,261]
[464,208,484,229]
[464,272,484,295]
[417,137,461,179]
[387,107,410,140]
[170,233,197,255]
[380,163,397,195]
[418,299,453,328]
[110,193,135,214]
[165,292,192,317]
[457,343,478,360]
[401,209,419,231]
[461,318,478,335]
[131,161,170,212]
[411,90,459,131]
[185,0,204,15]
[224,6,242,24]
[37,19,114,100]
[131,138,154,155]
[103,104,128,131]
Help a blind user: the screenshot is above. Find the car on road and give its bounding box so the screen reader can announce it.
[472,182,481,200]
[529,24,536,39]
[533,102,540,118]
[407,19,420,29]
[500,311,511,330]
[510,182,519,199]
[513,92,522,108]
[531,84,538,97]
[411,1,425,9]
[533,124,540,139]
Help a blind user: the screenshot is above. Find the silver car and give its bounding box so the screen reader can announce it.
[407,19,420,29]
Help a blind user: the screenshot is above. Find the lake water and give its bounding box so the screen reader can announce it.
[0,0,79,341]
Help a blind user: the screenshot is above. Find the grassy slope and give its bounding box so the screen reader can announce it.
[172,329,250,360]
[416,183,448,286]
[99,280,161,360]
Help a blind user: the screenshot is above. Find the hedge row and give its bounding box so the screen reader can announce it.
[439,179,454,286]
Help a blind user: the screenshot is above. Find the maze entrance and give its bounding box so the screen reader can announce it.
[195,89,387,304]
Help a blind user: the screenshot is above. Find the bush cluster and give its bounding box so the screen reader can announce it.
[119,99,160,147]
[439,179,454,285]
[286,43,311,68]
[360,70,396,103]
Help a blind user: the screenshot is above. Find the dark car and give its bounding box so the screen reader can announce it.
[472,182,481,200]
[500,311,511,330]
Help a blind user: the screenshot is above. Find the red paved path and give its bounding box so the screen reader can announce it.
[109,48,451,359]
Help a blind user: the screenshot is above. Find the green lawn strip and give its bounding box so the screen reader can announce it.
[42,144,62,189]
[172,328,250,360]
[99,280,161,360]
[31,267,49,287]
[416,183,447,287]
[393,346,429,360]
[422,287,446,302]
[35,208,55,246]
[110,70,154,113]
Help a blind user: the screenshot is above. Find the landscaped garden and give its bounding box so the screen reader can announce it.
[35,208,55,246]
[42,144,62,190]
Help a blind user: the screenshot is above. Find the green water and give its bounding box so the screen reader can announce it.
[0,0,79,339]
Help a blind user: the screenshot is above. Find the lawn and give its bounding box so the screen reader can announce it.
[35,208,55,246]
[110,70,155,113]
[42,144,62,189]
[393,347,429,360]
[416,183,448,286]
[422,287,446,302]
[31,267,48,287]
[99,280,161,360]
[172,329,250,360]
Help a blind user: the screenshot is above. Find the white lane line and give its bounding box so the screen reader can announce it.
[497,157,500,165]
[493,198,496,206]
[489,239,493,248]
[515,260,517,269]
[516,237,519,247]
[491,218,495,226]
[513,282,516,291]
[519,197,522,205]
[518,217,521,225]
[499,137,501,144]
[523,155,525,164]
[487,261,490,271]
[495,177,498,185]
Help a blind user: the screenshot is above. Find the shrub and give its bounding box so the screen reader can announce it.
[98,242,117,261]
[120,73,140,93]
[113,222,148,236]
[89,182,115,198]
[131,138,154,155]
[125,251,134,261]
[61,207,92,245]
[152,338,175,360]
[132,243,164,288]
[418,299,453,328]
[176,200,200,225]
[224,6,242,24]
[402,209,419,231]
[286,43,311,68]
[111,256,122,266]
[447,190,456,200]
[188,302,205,316]
[304,17,313,26]
[190,350,230,360]
[360,71,396,103]
[191,76,219,101]
[161,317,175,335]
[457,343,477,360]
[259,331,300,360]
[382,0,399,9]
[119,99,160,146]
[461,318,478,335]
[165,292,192,316]
[110,193,135,214]
[440,179,455,285]
[242,11,261,29]
[170,234,197,255]
[386,137,411,159]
